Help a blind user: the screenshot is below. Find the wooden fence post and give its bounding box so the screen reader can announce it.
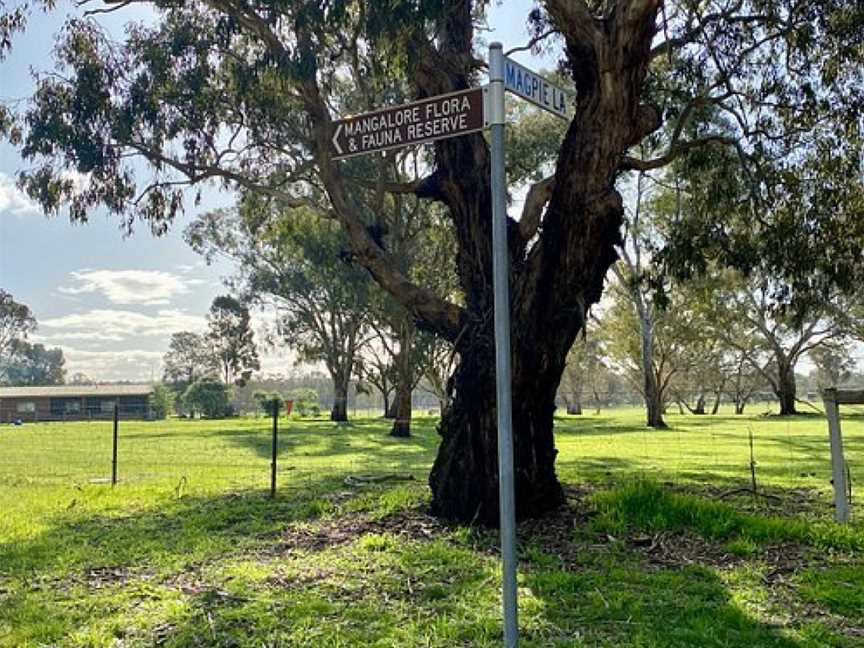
[823,389,849,523]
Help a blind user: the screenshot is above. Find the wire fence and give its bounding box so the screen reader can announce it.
[0,408,432,498]
[1,402,861,521]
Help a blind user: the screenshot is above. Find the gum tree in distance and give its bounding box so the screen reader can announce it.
[1,1,862,524]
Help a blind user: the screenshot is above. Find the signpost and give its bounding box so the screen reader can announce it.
[331,87,486,160]
[504,57,572,120]
[330,49,568,647]
[488,43,518,648]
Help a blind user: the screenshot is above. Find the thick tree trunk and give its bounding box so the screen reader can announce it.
[645,373,667,428]
[331,374,349,422]
[384,399,396,419]
[735,400,746,415]
[429,341,565,526]
[693,393,707,415]
[390,336,414,436]
[776,366,798,415]
[390,382,412,437]
[422,0,659,526]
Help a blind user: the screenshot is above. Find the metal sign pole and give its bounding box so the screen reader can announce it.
[489,42,519,648]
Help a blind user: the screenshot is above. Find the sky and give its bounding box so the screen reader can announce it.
[0,1,558,382]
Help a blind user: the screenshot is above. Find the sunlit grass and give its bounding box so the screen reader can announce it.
[0,409,862,646]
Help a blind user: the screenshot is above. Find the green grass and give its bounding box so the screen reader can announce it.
[592,480,863,551]
[0,409,862,646]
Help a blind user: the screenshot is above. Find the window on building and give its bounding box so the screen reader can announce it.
[52,398,82,415]
[16,402,36,413]
[101,400,116,414]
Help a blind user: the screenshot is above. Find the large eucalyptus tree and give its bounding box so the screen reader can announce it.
[2,0,861,524]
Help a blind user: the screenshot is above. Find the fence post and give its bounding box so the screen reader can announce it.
[111,403,119,486]
[270,400,279,497]
[823,389,850,523]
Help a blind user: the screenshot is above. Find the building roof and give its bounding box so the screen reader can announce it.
[0,384,155,399]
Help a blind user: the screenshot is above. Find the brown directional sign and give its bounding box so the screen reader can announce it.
[331,87,486,160]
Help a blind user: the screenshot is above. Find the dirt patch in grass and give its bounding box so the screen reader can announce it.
[274,506,451,554]
[85,565,134,588]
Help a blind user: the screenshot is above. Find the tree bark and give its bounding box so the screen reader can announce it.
[390,382,412,437]
[429,336,565,525]
[693,393,707,415]
[645,370,667,427]
[331,373,349,422]
[711,388,723,415]
[776,364,798,416]
[380,382,392,418]
[636,303,666,428]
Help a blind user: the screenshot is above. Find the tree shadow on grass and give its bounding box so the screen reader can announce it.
[224,420,439,468]
[49,512,810,647]
[555,413,774,436]
[0,476,826,648]
[524,558,806,647]
[0,480,345,579]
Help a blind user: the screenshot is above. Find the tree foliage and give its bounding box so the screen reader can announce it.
[162,331,217,390]
[694,271,849,414]
[206,295,260,386]
[0,289,36,361]
[0,340,65,386]
[182,376,231,419]
[188,205,369,422]
[253,390,284,417]
[149,383,174,419]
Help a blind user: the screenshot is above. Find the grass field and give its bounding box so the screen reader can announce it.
[1,409,863,647]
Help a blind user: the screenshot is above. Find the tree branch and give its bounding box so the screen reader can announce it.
[619,135,738,171]
[519,176,554,241]
[505,29,560,57]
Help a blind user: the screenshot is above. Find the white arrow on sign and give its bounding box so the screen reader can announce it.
[330,87,486,161]
[504,57,572,120]
[332,122,344,156]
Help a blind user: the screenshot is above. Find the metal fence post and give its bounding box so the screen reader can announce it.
[270,400,280,498]
[489,41,519,648]
[111,403,119,486]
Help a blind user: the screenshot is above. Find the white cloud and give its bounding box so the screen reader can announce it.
[175,262,204,273]
[0,172,39,216]
[59,346,164,383]
[59,269,203,305]
[35,305,297,382]
[39,308,207,341]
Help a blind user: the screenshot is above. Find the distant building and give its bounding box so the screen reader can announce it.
[0,384,155,423]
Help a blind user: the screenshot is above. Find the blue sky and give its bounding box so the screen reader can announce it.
[0,1,558,381]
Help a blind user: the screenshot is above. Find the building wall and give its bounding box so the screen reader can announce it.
[0,395,153,423]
